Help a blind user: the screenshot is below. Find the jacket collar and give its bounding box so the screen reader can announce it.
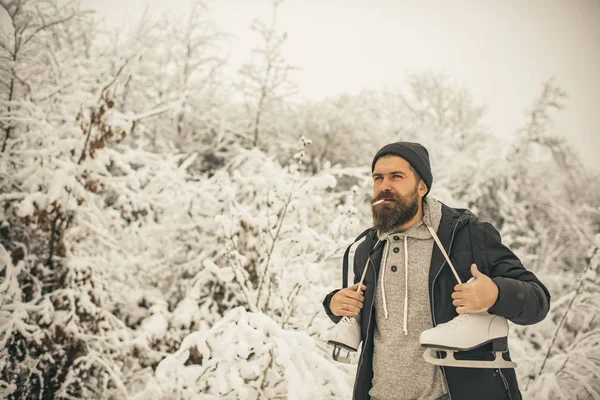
[427,203,475,288]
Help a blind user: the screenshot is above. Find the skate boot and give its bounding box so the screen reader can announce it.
[327,314,361,364]
[420,312,517,369]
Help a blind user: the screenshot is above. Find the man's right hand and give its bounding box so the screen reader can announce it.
[330,283,367,317]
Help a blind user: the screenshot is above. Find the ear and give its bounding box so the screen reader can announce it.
[418,180,428,197]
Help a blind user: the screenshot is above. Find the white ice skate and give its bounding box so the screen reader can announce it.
[327,313,361,364]
[420,226,517,369]
[327,238,382,365]
[420,312,517,368]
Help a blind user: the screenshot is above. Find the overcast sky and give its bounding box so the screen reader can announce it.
[82,0,600,172]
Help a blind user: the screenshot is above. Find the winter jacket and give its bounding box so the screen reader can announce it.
[323,203,551,400]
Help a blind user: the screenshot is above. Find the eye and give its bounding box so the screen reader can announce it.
[374,176,383,181]
[392,174,403,179]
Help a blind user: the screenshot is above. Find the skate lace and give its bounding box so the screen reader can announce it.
[340,316,356,326]
[443,314,469,328]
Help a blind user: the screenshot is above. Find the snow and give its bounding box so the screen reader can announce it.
[149,307,352,399]
[0,1,598,398]
[140,313,169,336]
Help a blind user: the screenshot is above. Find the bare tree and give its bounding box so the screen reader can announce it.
[398,71,487,141]
[518,79,580,175]
[172,1,225,138]
[238,0,297,149]
[108,2,227,156]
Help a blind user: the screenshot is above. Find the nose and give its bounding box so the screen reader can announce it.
[380,177,394,192]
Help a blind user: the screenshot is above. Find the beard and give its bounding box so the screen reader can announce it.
[371,186,420,234]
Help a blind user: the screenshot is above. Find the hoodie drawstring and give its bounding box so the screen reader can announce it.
[380,238,390,320]
[381,235,409,336]
[403,235,408,335]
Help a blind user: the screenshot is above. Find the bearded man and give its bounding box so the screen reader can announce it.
[322,142,550,400]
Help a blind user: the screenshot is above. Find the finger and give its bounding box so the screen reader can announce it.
[454,283,463,292]
[340,304,361,314]
[337,309,358,317]
[347,304,361,314]
[340,301,360,312]
[341,297,363,310]
[348,283,367,292]
[456,306,468,315]
[345,291,365,302]
[343,298,364,309]
[340,310,361,317]
[471,263,483,278]
[452,299,465,307]
[451,292,463,300]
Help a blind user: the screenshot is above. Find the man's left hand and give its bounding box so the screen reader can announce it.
[451,264,499,314]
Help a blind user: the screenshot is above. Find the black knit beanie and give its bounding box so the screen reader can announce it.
[371,142,433,195]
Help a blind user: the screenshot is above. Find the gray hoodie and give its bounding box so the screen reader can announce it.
[369,197,447,400]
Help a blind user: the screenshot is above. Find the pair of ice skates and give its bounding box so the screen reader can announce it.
[328,227,516,369]
[328,309,516,369]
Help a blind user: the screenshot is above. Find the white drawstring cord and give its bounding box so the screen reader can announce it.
[380,239,390,319]
[403,235,409,335]
[426,226,463,285]
[356,237,385,292]
[377,224,460,336]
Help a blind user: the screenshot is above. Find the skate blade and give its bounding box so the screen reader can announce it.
[331,346,353,364]
[327,340,358,352]
[423,349,517,369]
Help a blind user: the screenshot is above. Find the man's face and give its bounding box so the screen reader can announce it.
[371,155,424,233]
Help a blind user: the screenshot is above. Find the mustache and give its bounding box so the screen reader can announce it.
[372,192,400,203]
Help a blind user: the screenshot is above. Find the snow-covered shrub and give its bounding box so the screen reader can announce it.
[111,142,364,398]
[0,2,143,397]
[192,143,361,324]
[137,306,353,400]
[521,237,600,399]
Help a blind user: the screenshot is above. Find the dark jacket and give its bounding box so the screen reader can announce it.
[323,203,551,400]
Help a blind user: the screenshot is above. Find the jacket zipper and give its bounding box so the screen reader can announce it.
[429,221,460,400]
[498,369,512,400]
[352,242,383,399]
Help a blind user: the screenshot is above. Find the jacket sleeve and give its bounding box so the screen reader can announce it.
[484,222,551,325]
[323,289,343,324]
[322,242,354,324]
